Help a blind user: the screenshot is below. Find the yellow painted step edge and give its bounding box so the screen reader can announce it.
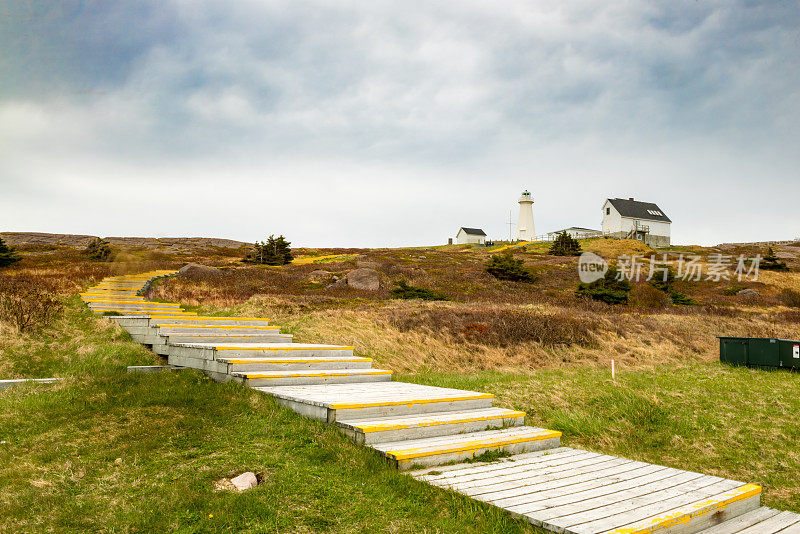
[216,345,352,351]
[149,316,271,321]
[388,430,562,461]
[605,483,762,534]
[242,370,392,379]
[224,358,371,364]
[329,393,493,410]
[356,411,527,433]
[157,325,279,330]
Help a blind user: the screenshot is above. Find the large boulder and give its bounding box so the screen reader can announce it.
[178,263,220,277]
[346,268,380,291]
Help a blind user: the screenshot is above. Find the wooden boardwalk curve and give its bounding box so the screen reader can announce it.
[82,271,800,533]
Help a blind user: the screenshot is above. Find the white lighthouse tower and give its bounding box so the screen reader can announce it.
[516,190,535,241]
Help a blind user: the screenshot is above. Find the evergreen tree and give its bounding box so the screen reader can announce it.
[84,238,113,261]
[548,231,582,256]
[486,252,538,282]
[248,235,293,265]
[760,247,789,271]
[390,280,448,301]
[0,237,20,267]
[648,266,697,305]
[576,265,632,304]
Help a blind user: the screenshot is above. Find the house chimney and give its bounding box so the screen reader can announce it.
[629,197,634,201]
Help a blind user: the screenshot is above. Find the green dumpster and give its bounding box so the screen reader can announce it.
[719,337,748,366]
[720,337,800,369]
[747,338,781,368]
[778,339,800,370]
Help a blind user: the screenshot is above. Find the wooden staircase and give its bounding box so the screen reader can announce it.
[82,270,800,534]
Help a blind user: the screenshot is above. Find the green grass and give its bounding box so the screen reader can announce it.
[6,293,800,531]
[0,300,542,533]
[400,363,800,512]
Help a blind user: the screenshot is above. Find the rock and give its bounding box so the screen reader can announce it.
[737,288,760,298]
[346,268,380,291]
[230,472,258,492]
[178,263,220,277]
[356,261,380,269]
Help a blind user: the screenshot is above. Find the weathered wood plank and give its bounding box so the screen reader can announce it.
[735,511,800,533]
[695,506,780,533]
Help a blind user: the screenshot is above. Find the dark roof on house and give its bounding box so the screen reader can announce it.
[458,227,487,236]
[606,198,672,223]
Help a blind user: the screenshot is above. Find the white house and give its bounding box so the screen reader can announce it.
[456,227,487,245]
[547,227,602,240]
[601,198,671,247]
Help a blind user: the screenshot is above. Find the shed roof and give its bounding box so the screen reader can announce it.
[606,198,672,223]
[458,227,487,236]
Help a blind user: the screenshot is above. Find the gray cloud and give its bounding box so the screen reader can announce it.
[1,1,798,246]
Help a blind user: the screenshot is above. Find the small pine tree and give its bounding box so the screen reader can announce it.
[548,231,582,256]
[84,238,112,261]
[0,237,20,267]
[647,266,697,305]
[576,265,632,304]
[760,247,789,271]
[248,235,293,265]
[486,252,538,282]
[390,280,448,301]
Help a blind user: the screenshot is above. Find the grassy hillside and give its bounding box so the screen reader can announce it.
[2,238,800,530]
[0,301,540,533]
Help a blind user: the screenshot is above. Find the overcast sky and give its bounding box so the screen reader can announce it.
[1,1,798,247]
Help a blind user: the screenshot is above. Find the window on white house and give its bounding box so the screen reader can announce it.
[606,208,610,215]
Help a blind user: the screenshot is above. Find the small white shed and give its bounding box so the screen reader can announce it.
[456,227,487,245]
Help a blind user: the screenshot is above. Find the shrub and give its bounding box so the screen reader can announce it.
[0,237,21,267]
[548,231,582,256]
[390,280,448,301]
[760,247,789,271]
[0,280,63,333]
[648,268,697,305]
[486,252,538,282]
[723,285,746,296]
[669,291,698,306]
[246,235,293,265]
[387,307,595,347]
[629,283,671,308]
[84,238,113,261]
[576,265,632,304]
[778,289,800,308]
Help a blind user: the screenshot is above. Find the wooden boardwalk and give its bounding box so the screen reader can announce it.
[83,271,800,534]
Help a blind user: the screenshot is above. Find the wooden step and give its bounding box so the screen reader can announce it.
[166,354,374,375]
[164,334,293,344]
[155,324,280,335]
[257,382,495,422]
[337,407,526,445]
[220,356,373,372]
[168,343,355,361]
[697,507,800,533]
[373,426,561,470]
[150,316,272,326]
[232,368,392,387]
[411,447,762,534]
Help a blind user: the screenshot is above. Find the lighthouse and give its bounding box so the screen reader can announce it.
[516,190,535,241]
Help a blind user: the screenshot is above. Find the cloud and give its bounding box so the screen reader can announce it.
[1,1,798,246]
